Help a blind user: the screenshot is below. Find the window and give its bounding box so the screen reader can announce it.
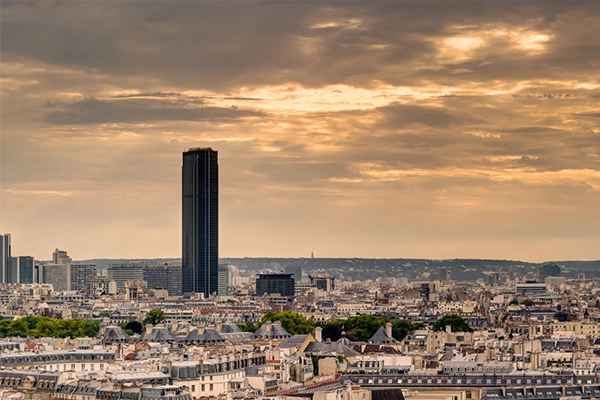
[71,364,75,370]
[91,364,95,371]
[201,384,205,392]
[210,376,213,381]
[210,384,213,391]
[192,385,195,392]
[100,364,104,370]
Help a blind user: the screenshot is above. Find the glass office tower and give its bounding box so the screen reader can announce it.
[182,148,218,296]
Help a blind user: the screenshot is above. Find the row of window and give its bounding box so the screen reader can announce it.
[191,383,214,392]
[0,353,112,364]
[31,363,105,372]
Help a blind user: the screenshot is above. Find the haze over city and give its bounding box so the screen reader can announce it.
[2,1,600,262]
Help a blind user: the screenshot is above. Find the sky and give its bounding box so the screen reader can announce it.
[1,1,600,262]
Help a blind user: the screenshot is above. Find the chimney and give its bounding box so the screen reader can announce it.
[216,322,222,333]
[501,387,506,397]
[522,387,527,396]
[145,325,153,335]
[265,321,272,333]
[561,385,565,396]
[532,386,536,396]
[446,325,452,334]
[315,327,322,342]
[386,323,393,338]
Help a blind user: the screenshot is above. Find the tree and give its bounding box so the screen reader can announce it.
[259,311,316,335]
[520,299,535,307]
[143,308,166,326]
[0,316,99,339]
[344,314,386,342]
[321,319,346,341]
[392,320,424,341]
[124,320,143,334]
[6,319,28,337]
[236,321,258,333]
[432,314,472,332]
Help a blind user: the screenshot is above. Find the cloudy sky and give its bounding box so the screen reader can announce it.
[2,1,600,262]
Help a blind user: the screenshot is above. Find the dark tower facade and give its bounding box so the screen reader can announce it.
[182,148,218,296]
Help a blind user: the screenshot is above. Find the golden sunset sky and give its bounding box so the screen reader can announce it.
[1,1,599,261]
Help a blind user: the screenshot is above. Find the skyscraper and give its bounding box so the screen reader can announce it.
[53,249,71,264]
[7,256,35,284]
[182,148,218,296]
[0,234,11,284]
[70,263,98,291]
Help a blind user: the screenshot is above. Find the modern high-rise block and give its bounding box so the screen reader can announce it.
[143,263,183,296]
[6,256,34,284]
[256,274,295,297]
[182,148,218,296]
[70,263,98,291]
[309,275,335,292]
[42,264,71,292]
[218,263,229,296]
[0,234,11,284]
[108,262,182,296]
[53,249,71,265]
[7,257,19,284]
[107,263,144,290]
[18,256,34,284]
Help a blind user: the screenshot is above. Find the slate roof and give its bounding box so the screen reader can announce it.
[98,325,131,344]
[0,370,61,391]
[253,322,291,339]
[220,331,253,344]
[183,327,225,344]
[368,327,399,344]
[140,325,176,343]
[305,340,360,357]
[482,385,600,400]
[280,335,309,349]
[221,323,243,333]
[338,331,352,346]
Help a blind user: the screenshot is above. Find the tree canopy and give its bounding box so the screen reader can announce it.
[236,321,258,333]
[0,316,99,338]
[392,320,424,341]
[143,308,166,326]
[432,313,472,332]
[119,320,143,335]
[319,315,422,342]
[260,311,316,335]
[236,311,316,335]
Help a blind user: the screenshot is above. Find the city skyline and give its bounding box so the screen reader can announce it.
[1,2,600,262]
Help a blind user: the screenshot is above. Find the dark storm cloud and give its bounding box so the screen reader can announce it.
[3,1,600,90]
[44,97,264,125]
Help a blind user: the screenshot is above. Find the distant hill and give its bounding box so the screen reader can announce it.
[78,258,180,270]
[77,257,600,281]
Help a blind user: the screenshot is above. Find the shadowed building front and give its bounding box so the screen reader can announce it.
[182,148,219,297]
